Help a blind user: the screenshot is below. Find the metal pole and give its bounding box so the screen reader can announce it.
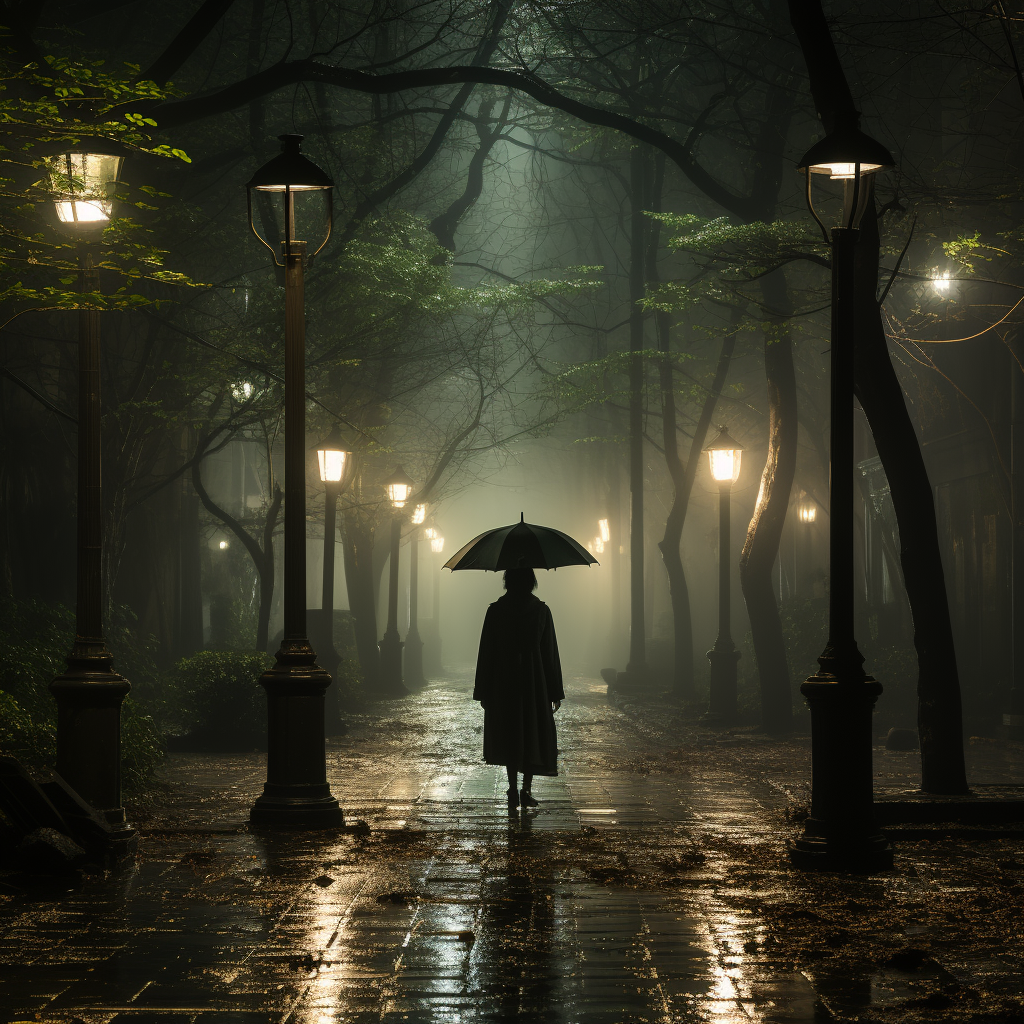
[378,516,407,694]
[49,250,136,859]
[405,530,424,687]
[791,225,891,872]
[1006,365,1024,739]
[251,244,343,829]
[432,553,442,675]
[320,482,343,733]
[706,482,739,719]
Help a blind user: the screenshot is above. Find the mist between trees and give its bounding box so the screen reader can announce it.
[1,1,1021,794]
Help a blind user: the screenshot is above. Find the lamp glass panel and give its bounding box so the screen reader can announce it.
[318,448,346,483]
[598,518,610,542]
[808,161,885,179]
[48,153,122,226]
[709,448,741,483]
[251,186,330,253]
[412,503,427,525]
[799,506,817,524]
[431,537,445,554]
[424,527,438,540]
[388,482,411,507]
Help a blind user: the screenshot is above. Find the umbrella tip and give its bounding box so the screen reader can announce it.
[520,511,524,523]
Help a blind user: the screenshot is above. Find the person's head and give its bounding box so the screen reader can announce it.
[503,567,538,594]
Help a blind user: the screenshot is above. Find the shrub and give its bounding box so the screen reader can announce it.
[168,650,271,750]
[0,598,164,792]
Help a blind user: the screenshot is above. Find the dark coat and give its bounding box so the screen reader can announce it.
[473,593,564,776]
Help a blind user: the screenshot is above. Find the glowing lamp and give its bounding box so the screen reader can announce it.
[797,114,894,234]
[933,271,952,295]
[598,518,610,543]
[412,503,427,525]
[315,423,351,486]
[424,526,438,540]
[246,134,333,265]
[46,150,124,233]
[431,536,445,554]
[219,540,229,550]
[799,504,817,525]
[384,466,415,508]
[594,536,605,554]
[704,426,744,486]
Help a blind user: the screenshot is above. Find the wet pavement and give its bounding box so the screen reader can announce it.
[1,673,1023,1023]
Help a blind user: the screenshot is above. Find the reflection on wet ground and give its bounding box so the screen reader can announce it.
[0,674,1022,1022]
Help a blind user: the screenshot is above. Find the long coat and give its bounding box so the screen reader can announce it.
[473,593,565,776]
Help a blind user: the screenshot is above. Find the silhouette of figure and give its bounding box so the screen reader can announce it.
[473,567,564,810]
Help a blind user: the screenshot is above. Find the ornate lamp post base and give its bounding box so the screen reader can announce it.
[250,644,343,830]
[377,629,407,696]
[790,678,893,873]
[705,643,740,722]
[50,648,137,859]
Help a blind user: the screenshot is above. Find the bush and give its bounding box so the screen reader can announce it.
[0,598,164,793]
[167,650,270,750]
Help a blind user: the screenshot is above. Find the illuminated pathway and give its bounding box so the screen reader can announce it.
[1,674,1022,1021]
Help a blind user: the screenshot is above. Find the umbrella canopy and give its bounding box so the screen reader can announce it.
[444,515,597,571]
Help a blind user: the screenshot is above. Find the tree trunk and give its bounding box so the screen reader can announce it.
[739,273,797,733]
[854,202,969,793]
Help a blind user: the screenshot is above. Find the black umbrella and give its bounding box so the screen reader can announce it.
[444,514,598,571]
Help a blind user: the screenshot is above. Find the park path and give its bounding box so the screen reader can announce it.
[1,672,1023,1022]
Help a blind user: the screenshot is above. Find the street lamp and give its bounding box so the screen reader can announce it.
[405,502,429,690]
[791,113,894,872]
[703,426,744,721]
[315,423,353,734]
[246,134,342,829]
[379,467,415,695]
[426,527,445,675]
[798,503,817,524]
[45,144,136,859]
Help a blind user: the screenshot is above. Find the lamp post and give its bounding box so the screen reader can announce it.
[790,114,894,872]
[425,526,445,676]
[404,502,428,689]
[797,499,817,599]
[246,134,342,829]
[379,467,415,695]
[45,146,136,858]
[316,424,352,734]
[703,427,744,721]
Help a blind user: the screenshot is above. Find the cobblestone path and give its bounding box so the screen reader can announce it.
[1,673,1023,1023]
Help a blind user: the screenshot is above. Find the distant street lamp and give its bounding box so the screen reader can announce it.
[45,144,136,858]
[795,498,817,600]
[798,503,817,525]
[315,423,352,733]
[791,114,894,871]
[405,502,429,689]
[379,467,415,695]
[703,426,744,721]
[246,134,342,829]
[425,526,445,675]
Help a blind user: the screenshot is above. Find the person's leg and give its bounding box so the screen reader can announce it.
[506,766,519,808]
[520,773,538,806]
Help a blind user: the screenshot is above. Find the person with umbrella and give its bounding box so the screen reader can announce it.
[445,516,596,810]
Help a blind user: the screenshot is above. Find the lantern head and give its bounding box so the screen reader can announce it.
[246,134,334,266]
[799,504,817,524]
[431,535,445,554]
[384,466,415,508]
[46,148,124,234]
[412,502,427,525]
[704,425,745,486]
[797,113,894,235]
[315,423,352,487]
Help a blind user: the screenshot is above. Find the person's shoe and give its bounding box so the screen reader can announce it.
[520,789,539,807]
[506,787,519,810]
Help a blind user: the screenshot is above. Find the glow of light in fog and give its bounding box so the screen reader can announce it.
[317,448,346,483]
[431,536,444,553]
[709,448,742,484]
[598,518,610,542]
[798,504,816,524]
[933,270,952,294]
[219,540,229,550]
[412,502,427,525]
[593,536,605,554]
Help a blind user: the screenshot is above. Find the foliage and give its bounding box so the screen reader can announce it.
[166,650,271,751]
[0,41,194,309]
[0,598,164,792]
